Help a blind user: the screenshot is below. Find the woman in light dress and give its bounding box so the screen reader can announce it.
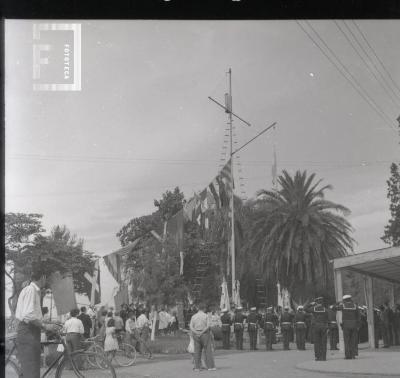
[104,319,118,361]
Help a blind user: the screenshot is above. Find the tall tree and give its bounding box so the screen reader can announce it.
[5,214,96,316]
[249,170,354,301]
[382,163,400,246]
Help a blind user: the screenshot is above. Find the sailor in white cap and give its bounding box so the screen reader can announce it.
[220,308,231,349]
[247,307,258,350]
[334,294,360,359]
[233,306,245,350]
[280,305,294,350]
[294,305,307,350]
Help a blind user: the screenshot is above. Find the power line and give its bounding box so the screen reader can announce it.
[341,20,400,105]
[303,20,397,131]
[352,20,400,98]
[333,20,400,108]
[296,20,397,132]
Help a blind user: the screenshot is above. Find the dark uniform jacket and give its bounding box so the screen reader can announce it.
[281,312,294,329]
[327,308,338,328]
[336,302,361,329]
[306,304,329,328]
[221,313,232,329]
[294,312,307,328]
[263,313,278,329]
[233,313,246,331]
[247,313,258,331]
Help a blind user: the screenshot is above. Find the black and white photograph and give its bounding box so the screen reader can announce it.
[4,17,400,378]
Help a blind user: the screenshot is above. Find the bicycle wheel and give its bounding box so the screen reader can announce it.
[5,357,22,378]
[113,343,136,366]
[56,352,116,378]
[84,344,105,369]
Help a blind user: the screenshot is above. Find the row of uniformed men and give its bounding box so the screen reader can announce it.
[220,294,361,361]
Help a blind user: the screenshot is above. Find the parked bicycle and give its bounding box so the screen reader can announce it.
[84,332,137,368]
[5,328,116,378]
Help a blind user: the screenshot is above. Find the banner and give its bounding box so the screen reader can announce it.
[49,271,77,315]
[114,285,129,310]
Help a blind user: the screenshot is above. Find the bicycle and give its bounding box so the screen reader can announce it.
[84,332,137,368]
[5,328,116,378]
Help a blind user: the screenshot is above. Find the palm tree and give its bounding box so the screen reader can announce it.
[250,170,354,299]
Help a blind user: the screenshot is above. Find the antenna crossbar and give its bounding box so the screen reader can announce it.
[208,96,251,127]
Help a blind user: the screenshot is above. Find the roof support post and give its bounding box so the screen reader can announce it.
[389,284,395,308]
[334,268,344,352]
[365,275,375,349]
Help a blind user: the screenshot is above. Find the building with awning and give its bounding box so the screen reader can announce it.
[332,246,400,349]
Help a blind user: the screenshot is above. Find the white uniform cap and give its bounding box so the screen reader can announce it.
[297,305,304,309]
[221,308,228,312]
[236,306,243,310]
[250,307,256,311]
[342,294,352,300]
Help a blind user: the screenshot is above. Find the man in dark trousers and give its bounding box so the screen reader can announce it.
[233,307,245,350]
[306,297,328,361]
[263,307,277,350]
[78,306,93,339]
[15,271,59,378]
[334,294,361,359]
[374,307,382,348]
[280,306,293,350]
[247,307,258,350]
[294,305,307,350]
[327,305,339,350]
[220,308,231,349]
[393,304,400,346]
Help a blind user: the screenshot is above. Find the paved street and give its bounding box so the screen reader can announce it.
[113,344,398,378]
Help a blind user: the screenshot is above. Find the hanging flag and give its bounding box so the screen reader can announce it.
[103,251,122,283]
[220,277,230,312]
[84,259,101,305]
[208,179,220,209]
[179,251,184,276]
[114,285,129,310]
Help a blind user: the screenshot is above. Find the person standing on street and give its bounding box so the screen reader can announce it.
[247,307,258,350]
[136,308,153,358]
[78,306,92,339]
[327,305,339,350]
[263,307,278,351]
[334,294,361,359]
[189,303,216,371]
[305,297,328,361]
[294,305,307,350]
[15,271,59,378]
[63,308,84,356]
[220,308,231,349]
[393,304,400,345]
[233,307,245,350]
[280,306,293,350]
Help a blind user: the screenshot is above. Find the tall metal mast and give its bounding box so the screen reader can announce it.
[227,68,236,296]
[209,69,277,304]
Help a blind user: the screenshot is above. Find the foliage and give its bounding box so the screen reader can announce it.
[154,187,184,221]
[5,213,96,316]
[248,170,354,299]
[382,162,400,247]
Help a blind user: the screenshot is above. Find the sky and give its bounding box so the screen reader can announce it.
[5,20,400,311]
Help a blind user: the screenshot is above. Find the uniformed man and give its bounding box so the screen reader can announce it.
[247,307,258,350]
[373,307,381,348]
[233,307,245,350]
[220,308,231,349]
[280,306,293,350]
[294,305,307,350]
[334,294,361,359]
[305,297,328,361]
[327,305,339,350]
[263,307,277,350]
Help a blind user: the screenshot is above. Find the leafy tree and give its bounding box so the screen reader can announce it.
[5,213,45,316]
[5,213,96,316]
[382,163,400,246]
[249,170,354,302]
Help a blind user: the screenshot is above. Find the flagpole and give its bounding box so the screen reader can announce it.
[228,68,236,301]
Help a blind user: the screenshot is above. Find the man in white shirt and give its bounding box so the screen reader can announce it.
[63,308,84,352]
[15,271,59,378]
[136,309,152,358]
[190,303,216,371]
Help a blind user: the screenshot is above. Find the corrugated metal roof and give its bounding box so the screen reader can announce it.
[333,246,400,284]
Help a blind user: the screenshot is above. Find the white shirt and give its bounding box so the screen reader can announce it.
[190,310,209,332]
[63,317,84,334]
[15,282,43,323]
[125,318,137,333]
[136,314,149,329]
